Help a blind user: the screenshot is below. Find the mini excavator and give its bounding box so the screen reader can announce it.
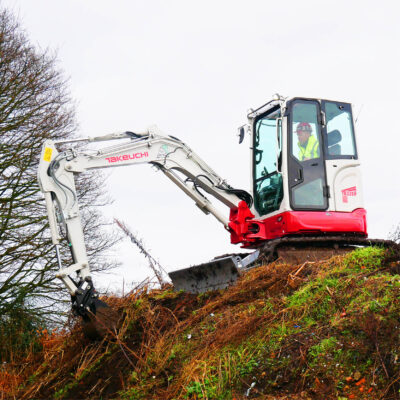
[38,95,392,335]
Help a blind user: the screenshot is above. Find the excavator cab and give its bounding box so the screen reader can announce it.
[229,97,367,248]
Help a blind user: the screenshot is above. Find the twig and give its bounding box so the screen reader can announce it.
[288,261,315,281]
[293,261,310,277]
[114,218,167,286]
[116,333,136,370]
[380,372,400,399]
[375,342,389,379]
[88,379,103,395]
[325,285,334,297]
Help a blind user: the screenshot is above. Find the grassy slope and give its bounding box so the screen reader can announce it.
[2,246,400,400]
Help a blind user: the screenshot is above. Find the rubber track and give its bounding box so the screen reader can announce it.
[257,236,399,263]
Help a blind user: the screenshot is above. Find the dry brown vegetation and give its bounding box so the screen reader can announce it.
[2,245,400,400]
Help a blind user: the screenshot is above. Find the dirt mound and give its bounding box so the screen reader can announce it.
[2,246,400,399]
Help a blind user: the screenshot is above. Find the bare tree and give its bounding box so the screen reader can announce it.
[389,225,400,244]
[0,8,119,325]
[114,218,167,286]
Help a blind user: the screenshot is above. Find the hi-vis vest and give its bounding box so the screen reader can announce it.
[298,135,319,161]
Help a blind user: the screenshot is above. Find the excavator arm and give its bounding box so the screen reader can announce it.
[38,125,253,321]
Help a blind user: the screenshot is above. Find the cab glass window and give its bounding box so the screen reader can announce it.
[291,101,322,162]
[324,102,357,158]
[289,100,327,210]
[253,107,283,216]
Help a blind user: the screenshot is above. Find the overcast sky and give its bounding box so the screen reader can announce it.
[3,0,400,291]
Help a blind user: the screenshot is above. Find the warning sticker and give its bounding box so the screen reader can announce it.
[43,147,53,162]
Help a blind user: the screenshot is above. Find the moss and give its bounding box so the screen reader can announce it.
[151,288,181,300]
[308,337,339,365]
[53,349,113,399]
[184,376,231,400]
[343,246,385,272]
[119,386,146,400]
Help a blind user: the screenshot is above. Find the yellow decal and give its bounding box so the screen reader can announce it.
[43,147,53,162]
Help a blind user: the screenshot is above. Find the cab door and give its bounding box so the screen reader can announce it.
[287,99,329,210]
[253,106,284,217]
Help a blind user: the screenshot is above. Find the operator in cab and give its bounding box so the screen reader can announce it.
[296,122,319,161]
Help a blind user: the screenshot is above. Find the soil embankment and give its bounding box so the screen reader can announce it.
[2,246,400,399]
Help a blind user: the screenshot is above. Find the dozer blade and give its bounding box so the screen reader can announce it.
[169,251,259,293]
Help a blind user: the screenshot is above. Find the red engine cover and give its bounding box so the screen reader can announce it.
[229,201,367,247]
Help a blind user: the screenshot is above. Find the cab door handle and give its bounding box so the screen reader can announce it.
[295,169,303,182]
